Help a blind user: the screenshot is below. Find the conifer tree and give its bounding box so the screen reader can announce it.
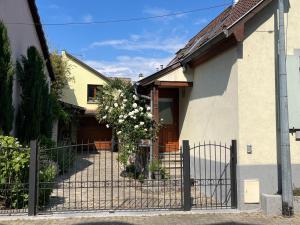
[16,46,49,143]
[0,22,14,135]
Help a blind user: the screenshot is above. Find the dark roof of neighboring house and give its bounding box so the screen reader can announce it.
[139,0,272,86]
[27,0,55,80]
[109,77,132,83]
[59,100,86,115]
[64,51,111,82]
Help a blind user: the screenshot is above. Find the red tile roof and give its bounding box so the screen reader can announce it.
[169,0,265,65]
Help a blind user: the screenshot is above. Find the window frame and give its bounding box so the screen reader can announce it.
[87,84,102,104]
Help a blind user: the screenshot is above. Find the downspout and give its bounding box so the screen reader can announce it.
[277,0,293,216]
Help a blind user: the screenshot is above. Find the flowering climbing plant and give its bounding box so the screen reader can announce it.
[96,79,160,165]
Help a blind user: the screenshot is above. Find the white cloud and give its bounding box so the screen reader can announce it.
[89,32,186,53]
[83,14,93,23]
[143,7,171,17]
[84,56,173,80]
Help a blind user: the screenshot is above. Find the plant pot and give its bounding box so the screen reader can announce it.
[151,171,162,180]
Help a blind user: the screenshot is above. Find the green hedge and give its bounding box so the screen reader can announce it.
[0,136,57,209]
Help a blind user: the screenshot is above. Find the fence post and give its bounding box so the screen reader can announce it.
[28,140,38,216]
[182,140,191,211]
[230,140,238,209]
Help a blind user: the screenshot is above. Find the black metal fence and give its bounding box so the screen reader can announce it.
[0,144,30,215]
[184,140,237,210]
[37,142,183,213]
[0,139,237,215]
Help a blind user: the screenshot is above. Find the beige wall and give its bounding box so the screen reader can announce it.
[158,67,193,82]
[286,0,300,170]
[61,52,109,111]
[236,0,300,208]
[0,0,51,134]
[237,0,300,167]
[179,47,239,145]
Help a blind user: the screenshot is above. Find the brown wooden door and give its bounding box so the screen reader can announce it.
[158,89,179,152]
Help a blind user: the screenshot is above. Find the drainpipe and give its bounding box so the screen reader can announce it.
[278,0,294,217]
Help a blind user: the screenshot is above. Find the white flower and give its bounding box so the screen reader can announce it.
[102,115,107,119]
[106,124,110,128]
[119,115,124,118]
[139,107,143,111]
[114,103,118,107]
[118,119,124,124]
[117,131,122,135]
[105,106,109,110]
[134,109,139,113]
[134,125,139,129]
[123,99,127,103]
[132,103,138,108]
[144,128,148,132]
[128,111,134,116]
[117,89,122,93]
[133,95,139,100]
[124,115,128,119]
[133,116,136,120]
[147,113,153,119]
[121,106,125,110]
[140,121,145,126]
[147,106,151,111]
[160,118,164,121]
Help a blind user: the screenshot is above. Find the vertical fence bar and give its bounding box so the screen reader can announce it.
[182,140,191,211]
[230,140,238,208]
[111,138,114,210]
[28,140,38,216]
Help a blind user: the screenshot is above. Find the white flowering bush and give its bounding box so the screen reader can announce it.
[96,79,160,165]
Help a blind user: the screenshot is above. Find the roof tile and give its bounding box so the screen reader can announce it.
[168,0,263,65]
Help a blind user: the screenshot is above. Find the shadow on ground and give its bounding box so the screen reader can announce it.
[73,222,133,225]
[73,222,259,225]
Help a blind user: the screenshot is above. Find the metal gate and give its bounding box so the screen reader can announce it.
[37,142,183,213]
[0,139,237,215]
[182,140,237,210]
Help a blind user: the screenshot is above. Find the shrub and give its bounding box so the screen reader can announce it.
[40,137,76,175]
[0,136,59,209]
[39,160,58,206]
[0,136,30,209]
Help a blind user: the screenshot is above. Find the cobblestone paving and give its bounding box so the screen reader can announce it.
[41,151,184,212]
[0,213,300,225]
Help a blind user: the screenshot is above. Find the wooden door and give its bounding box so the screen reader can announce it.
[158,89,179,152]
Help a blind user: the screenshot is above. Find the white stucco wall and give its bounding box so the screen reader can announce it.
[158,67,193,82]
[179,47,239,145]
[236,0,300,209]
[0,0,51,134]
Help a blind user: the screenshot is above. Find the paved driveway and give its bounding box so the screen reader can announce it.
[0,212,300,225]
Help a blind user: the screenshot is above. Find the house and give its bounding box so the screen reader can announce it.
[137,0,300,210]
[59,51,113,148]
[0,0,55,134]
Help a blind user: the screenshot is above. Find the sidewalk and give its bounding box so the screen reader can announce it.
[0,211,299,225]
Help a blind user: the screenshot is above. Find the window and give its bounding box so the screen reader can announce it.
[159,98,174,125]
[87,85,101,103]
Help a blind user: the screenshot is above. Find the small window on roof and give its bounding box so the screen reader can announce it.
[87,85,101,103]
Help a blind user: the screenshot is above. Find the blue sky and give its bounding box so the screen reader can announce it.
[36,0,232,80]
